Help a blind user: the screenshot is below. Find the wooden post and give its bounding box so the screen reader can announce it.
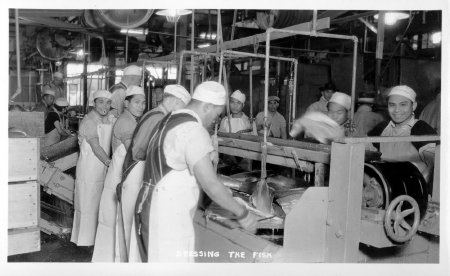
[314,163,325,187]
[325,142,365,262]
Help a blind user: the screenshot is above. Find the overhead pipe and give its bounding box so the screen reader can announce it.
[177,50,217,85]
[11,9,22,102]
[190,10,195,94]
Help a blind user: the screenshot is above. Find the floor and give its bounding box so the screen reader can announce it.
[8,232,93,262]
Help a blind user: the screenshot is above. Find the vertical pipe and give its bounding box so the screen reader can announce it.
[125,31,129,64]
[174,20,177,55]
[178,51,185,84]
[375,11,385,91]
[83,39,88,114]
[312,10,317,32]
[202,56,206,82]
[230,9,237,40]
[190,10,195,94]
[262,29,271,178]
[249,58,253,120]
[292,61,298,123]
[219,52,224,84]
[349,38,358,133]
[12,9,22,101]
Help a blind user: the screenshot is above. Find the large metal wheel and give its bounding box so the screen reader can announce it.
[384,195,420,243]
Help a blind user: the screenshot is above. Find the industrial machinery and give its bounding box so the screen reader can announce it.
[193,134,440,263]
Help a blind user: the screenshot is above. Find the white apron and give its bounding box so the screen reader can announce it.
[92,143,127,261]
[147,169,200,262]
[71,123,112,246]
[120,161,145,262]
[380,119,431,181]
[118,160,145,259]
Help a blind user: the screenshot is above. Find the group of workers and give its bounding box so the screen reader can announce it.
[69,65,257,263]
[44,62,437,263]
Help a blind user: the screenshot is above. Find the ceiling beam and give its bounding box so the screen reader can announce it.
[17,16,102,36]
[13,9,83,18]
[152,17,330,61]
[331,11,379,25]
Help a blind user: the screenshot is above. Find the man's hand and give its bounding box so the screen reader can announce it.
[237,209,258,234]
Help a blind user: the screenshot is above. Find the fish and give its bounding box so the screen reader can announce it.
[250,178,274,215]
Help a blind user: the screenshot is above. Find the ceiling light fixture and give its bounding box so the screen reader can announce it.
[156,9,192,23]
[374,12,410,26]
[431,31,441,44]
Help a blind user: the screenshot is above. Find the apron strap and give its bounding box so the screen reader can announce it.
[135,112,197,262]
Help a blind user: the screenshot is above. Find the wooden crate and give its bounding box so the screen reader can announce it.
[8,138,40,182]
[9,111,45,138]
[8,227,41,256]
[8,181,39,229]
[40,161,75,204]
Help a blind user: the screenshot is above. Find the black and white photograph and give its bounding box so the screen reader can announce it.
[2,0,449,275]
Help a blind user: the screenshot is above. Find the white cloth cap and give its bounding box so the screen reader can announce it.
[93,90,112,100]
[358,97,375,104]
[231,90,246,104]
[329,92,351,110]
[43,88,55,96]
[53,72,63,79]
[388,85,416,102]
[164,84,191,105]
[268,95,280,102]
[54,97,69,107]
[192,81,226,105]
[123,65,142,76]
[126,85,145,97]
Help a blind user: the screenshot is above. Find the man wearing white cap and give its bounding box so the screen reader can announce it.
[131,81,257,262]
[219,90,251,133]
[43,71,65,99]
[327,91,354,136]
[71,90,113,247]
[109,65,142,118]
[35,88,56,119]
[368,85,437,181]
[353,92,384,136]
[117,84,191,262]
[255,95,287,139]
[92,85,146,262]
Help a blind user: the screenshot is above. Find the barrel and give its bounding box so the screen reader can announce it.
[364,161,428,218]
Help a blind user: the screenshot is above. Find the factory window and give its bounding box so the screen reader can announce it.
[65,62,107,106]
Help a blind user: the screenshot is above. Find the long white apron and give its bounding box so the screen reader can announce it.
[91,143,127,261]
[71,124,112,246]
[118,160,145,260]
[147,169,200,262]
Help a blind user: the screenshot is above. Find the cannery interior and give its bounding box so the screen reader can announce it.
[7,5,446,267]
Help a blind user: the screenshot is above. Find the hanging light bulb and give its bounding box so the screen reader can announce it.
[156,9,192,23]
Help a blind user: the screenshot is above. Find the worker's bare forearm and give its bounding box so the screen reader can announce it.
[87,138,111,165]
[194,156,246,217]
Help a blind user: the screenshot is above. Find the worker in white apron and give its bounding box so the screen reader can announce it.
[133,81,258,262]
[118,84,191,262]
[368,85,437,182]
[92,86,146,262]
[219,90,251,133]
[71,90,113,247]
[43,97,71,147]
